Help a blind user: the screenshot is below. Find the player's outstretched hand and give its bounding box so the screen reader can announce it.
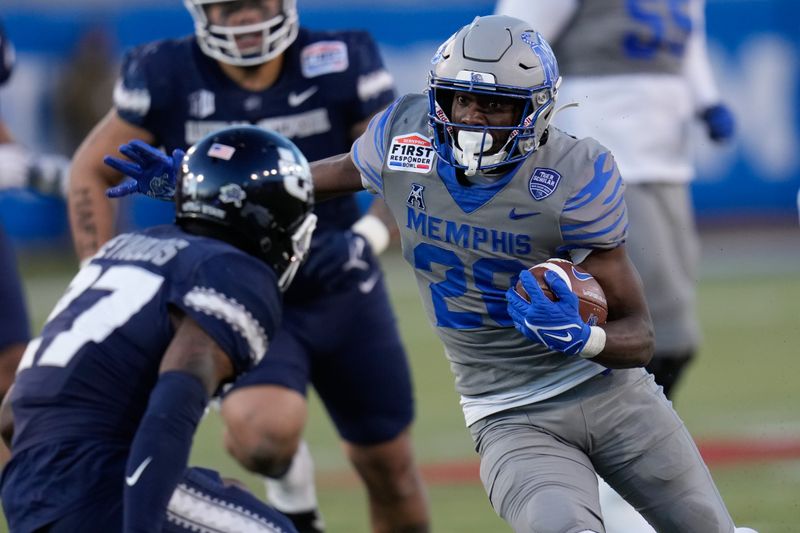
[506,269,591,355]
[700,103,735,142]
[104,140,183,201]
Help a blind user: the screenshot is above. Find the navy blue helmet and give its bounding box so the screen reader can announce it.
[177,125,317,290]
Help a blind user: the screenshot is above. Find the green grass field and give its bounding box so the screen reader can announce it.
[8,228,800,532]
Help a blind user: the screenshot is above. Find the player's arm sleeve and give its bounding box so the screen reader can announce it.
[558,148,628,262]
[113,46,171,132]
[170,253,282,377]
[350,97,403,197]
[123,370,208,533]
[348,31,397,121]
[683,0,721,109]
[494,0,578,42]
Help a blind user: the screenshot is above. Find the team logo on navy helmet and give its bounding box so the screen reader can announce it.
[407,183,426,210]
[528,167,561,200]
[219,183,247,208]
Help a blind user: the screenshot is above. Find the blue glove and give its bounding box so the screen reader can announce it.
[103,140,183,201]
[506,269,591,355]
[700,103,735,142]
[302,230,377,293]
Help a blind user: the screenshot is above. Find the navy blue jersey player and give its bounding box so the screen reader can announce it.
[1,126,315,533]
[68,1,428,531]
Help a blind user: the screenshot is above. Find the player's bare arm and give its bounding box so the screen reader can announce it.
[309,152,364,199]
[0,388,12,447]
[161,309,235,393]
[68,109,155,261]
[580,245,654,368]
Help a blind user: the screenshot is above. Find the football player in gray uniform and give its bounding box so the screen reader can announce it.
[316,15,751,533]
[495,0,736,400]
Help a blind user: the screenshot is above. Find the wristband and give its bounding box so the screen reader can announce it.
[352,214,390,255]
[580,326,606,359]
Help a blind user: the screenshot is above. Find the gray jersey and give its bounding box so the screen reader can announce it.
[554,0,691,76]
[351,94,627,397]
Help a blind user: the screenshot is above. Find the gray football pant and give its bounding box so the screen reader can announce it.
[469,369,734,533]
[624,182,701,356]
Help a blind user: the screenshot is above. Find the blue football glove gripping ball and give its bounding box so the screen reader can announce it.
[301,230,377,294]
[104,140,182,201]
[506,269,591,355]
[700,103,735,142]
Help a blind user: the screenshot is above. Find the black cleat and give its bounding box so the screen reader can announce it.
[283,509,325,533]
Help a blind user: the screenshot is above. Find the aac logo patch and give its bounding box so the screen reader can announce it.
[387,133,435,174]
[528,167,561,200]
[407,183,426,210]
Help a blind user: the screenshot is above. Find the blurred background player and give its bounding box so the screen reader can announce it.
[0,20,30,410]
[494,0,736,401]
[1,125,315,533]
[0,19,70,409]
[494,1,737,529]
[67,1,429,532]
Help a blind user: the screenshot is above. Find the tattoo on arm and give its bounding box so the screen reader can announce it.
[73,187,98,258]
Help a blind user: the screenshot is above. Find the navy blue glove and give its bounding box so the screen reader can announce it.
[302,230,378,294]
[700,103,735,142]
[506,269,591,355]
[103,140,183,200]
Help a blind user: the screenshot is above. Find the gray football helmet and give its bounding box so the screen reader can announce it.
[184,0,299,67]
[428,15,561,175]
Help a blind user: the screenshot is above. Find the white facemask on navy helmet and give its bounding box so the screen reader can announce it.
[184,0,299,67]
[428,15,561,176]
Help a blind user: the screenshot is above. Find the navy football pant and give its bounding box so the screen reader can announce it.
[231,275,414,445]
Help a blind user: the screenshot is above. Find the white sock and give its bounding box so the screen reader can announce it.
[597,475,655,533]
[264,440,319,513]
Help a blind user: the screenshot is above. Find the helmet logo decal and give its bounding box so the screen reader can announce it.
[207,142,236,160]
[455,70,497,86]
[528,167,562,201]
[219,183,247,208]
[407,183,426,211]
[431,32,456,65]
[388,134,435,174]
[520,31,560,86]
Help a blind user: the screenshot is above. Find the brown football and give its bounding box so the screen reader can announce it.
[513,258,608,325]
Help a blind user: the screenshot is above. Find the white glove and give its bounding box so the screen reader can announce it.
[0,143,70,197]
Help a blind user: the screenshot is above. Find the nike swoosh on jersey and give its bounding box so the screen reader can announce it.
[288,86,319,107]
[125,456,153,486]
[508,208,541,220]
[358,272,381,294]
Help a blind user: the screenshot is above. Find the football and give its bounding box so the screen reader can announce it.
[513,258,608,325]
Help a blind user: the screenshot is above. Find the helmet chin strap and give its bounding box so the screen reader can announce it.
[455,130,506,176]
